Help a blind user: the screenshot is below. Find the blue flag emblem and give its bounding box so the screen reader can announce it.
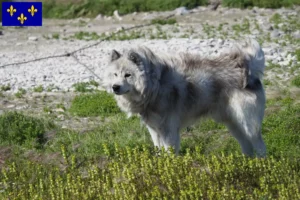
[2,2,42,26]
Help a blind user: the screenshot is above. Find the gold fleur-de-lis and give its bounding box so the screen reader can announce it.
[28,5,38,16]
[7,5,16,16]
[17,13,27,24]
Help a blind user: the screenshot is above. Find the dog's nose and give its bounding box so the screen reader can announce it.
[112,84,120,93]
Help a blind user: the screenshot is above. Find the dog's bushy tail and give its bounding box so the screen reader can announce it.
[242,39,265,81]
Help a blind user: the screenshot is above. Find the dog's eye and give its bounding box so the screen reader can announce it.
[125,73,131,78]
[114,73,118,77]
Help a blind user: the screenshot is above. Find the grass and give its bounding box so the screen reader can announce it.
[15,88,26,98]
[42,0,208,19]
[41,0,300,19]
[33,85,44,93]
[263,79,272,86]
[69,91,120,117]
[222,0,300,8]
[72,81,99,92]
[1,148,300,199]
[109,30,146,41]
[0,84,11,91]
[0,91,300,198]
[0,112,54,148]
[46,84,59,92]
[295,49,300,61]
[291,75,300,87]
[70,31,101,41]
[52,33,60,39]
[151,18,177,25]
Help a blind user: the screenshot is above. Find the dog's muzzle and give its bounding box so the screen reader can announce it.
[112,84,121,94]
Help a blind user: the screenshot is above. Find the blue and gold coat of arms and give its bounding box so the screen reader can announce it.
[2,2,42,26]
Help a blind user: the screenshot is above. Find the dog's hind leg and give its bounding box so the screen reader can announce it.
[250,131,266,158]
[225,122,254,156]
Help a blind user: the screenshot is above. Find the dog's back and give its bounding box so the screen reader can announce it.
[157,39,267,157]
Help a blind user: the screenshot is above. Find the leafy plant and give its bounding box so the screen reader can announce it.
[295,49,300,61]
[222,0,300,8]
[15,88,26,98]
[52,33,60,39]
[1,147,300,199]
[33,85,44,93]
[151,18,177,25]
[0,112,53,148]
[72,81,100,92]
[291,75,300,87]
[43,0,208,18]
[69,91,120,117]
[0,84,11,91]
[71,31,100,41]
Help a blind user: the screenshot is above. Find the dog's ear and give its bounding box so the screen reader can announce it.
[129,52,142,65]
[111,50,121,61]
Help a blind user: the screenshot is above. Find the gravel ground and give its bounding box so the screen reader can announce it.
[0,6,300,92]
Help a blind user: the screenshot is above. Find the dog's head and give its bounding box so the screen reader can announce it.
[104,47,161,99]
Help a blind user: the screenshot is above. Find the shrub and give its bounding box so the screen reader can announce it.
[295,49,300,61]
[151,18,177,25]
[69,91,120,117]
[263,101,300,158]
[43,0,208,18]
[222,0,300,8]
[33,85,44,93]
[0,84,11,91]
[291,75,300,87]
[15,88,26,98]
[47,114,151,158]
[1,147,300,199]
[0,112,53,148]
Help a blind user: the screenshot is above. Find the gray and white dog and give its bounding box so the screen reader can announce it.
[103,39,266,157]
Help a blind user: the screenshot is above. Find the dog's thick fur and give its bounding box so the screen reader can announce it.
[103,39,266,157]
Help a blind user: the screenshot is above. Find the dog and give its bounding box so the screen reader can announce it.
[102,39,266,157]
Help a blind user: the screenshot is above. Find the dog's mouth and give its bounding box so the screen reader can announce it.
[114,90,129,95]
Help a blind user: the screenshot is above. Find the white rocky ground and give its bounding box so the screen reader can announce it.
[0,6,300,92]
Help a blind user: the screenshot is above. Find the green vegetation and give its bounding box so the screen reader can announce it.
[0,84,11,91]
[69,91,120,117]
[232,18,251,35]
[41,0,300,19]
[270,13,282,25]
[295,49,300,61]
[52,33,60,39]
[0,112,53,148]
[263,79,272,86]
[46,84,59,92]
[43,0,208,18]
[71,31,101,41]
[1,148,300,199]
[110,30,146,40]
[0,91,300,198]
[15,88,26,98]
[72,81,99,92]
[222,0,300,8]
[151,18,177,25]
[291,75,300,87]
[267,63,281,70]
[33,85,44,93]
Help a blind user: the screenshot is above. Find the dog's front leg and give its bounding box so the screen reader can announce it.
[160,126,180,154]
[146,118,180,154]
[146,125,161,148]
